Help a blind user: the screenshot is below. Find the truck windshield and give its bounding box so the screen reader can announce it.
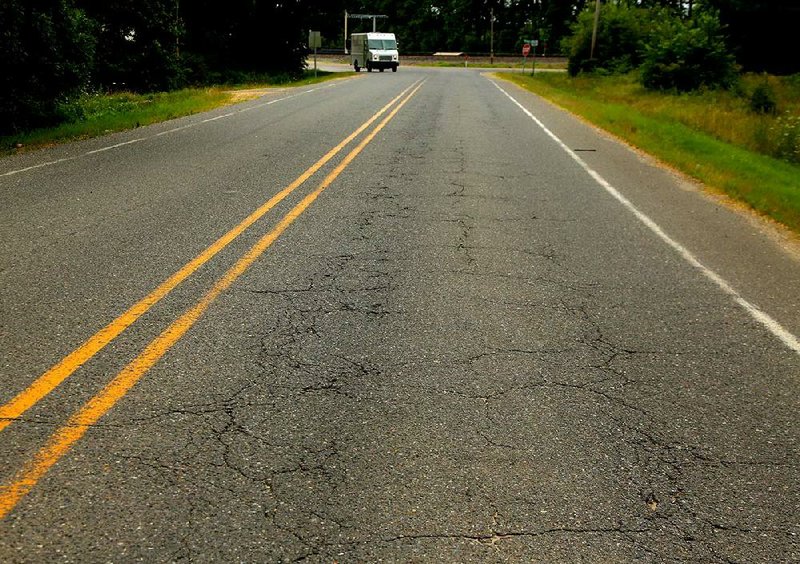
[368,39,397,50]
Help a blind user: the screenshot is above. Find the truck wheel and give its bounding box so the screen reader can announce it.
[367,63,372,72]
[392,65,397,72]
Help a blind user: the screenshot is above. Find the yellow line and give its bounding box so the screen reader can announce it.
[0,80,421,434]
[0,81,424,520]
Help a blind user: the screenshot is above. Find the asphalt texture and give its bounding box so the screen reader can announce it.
[1,67,799,562]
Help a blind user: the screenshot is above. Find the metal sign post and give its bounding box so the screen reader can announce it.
[523,39,538,76]
[522,42,530,74]
[309,31,322,77]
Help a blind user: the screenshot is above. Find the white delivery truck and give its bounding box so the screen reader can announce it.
[350,32,399,73]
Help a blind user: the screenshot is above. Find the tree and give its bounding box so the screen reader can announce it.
[640,8,737,90]
[702,0,800,75]
[0,0,95,134]
[180,0,308,83]
[75,0,183,91]
[541,0,588,55]
[565,3,654,75]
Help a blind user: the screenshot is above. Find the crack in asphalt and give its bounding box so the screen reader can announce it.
[381,525,651,544]
[24,87,788,563]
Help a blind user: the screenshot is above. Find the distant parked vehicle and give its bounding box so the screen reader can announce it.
[350,32,399,73]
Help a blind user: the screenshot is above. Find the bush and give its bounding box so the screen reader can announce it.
[640,10,738,92]
[749,81,778,114]
[773,114,800,164]
[565,4,655,77]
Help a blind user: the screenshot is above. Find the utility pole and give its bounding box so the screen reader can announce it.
[590,0,601,60]
[344,10,348,54]
[490,8,494,65]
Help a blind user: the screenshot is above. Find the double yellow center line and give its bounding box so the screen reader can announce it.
[0,79,425,519]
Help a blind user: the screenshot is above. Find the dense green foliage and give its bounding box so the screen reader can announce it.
[0,0,95,132]
[749,82,777,115]
[705,0,799,75]
[566,4,653,76]
[564,3,740,92]
[76,0,183,92]
[180,1,309,83]
[640,10,737,91]
[564,1,797,89]
[0,0,312,135]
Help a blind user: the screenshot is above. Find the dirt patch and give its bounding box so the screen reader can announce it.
[226,88,285,103]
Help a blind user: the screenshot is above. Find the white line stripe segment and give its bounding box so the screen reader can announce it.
[0,158,78,176]
[85,138,146,155]
[491,79,800,356]
[0,82,341,178]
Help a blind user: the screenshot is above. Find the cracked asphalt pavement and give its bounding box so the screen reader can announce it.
[1,67,799,562]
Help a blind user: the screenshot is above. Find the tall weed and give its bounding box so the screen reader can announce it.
[525,72,800,166]
[774,114,800,164]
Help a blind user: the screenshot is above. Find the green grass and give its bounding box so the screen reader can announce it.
[2,71,347,155]
[225,70,348,90]
[501,72,800,233]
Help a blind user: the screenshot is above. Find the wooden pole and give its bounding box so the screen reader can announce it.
[590,0,601,60]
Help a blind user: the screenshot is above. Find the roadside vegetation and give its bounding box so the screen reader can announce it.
[504,71,800,233]
[1,1,317,137]
[501,1,799,233]
[0,72,344,155]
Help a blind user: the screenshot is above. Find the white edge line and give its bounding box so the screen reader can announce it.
[0,82,341,178]
[86,138,145,155]
[1,158,77,178]
[490,78,800,356]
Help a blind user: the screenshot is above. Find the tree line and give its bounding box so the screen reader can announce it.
[1,0,310,134]
[309,0,797,76]
[1,1,797,135]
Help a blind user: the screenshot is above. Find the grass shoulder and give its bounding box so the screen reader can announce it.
[2,71,350,156]
[500,72,800,234]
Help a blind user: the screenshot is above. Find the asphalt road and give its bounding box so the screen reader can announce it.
[1,67,799,562]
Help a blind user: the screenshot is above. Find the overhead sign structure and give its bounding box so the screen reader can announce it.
[349,13,388,32]
[344,11,389,53]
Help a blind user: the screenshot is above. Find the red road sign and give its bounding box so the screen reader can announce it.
[522,43,531,57]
